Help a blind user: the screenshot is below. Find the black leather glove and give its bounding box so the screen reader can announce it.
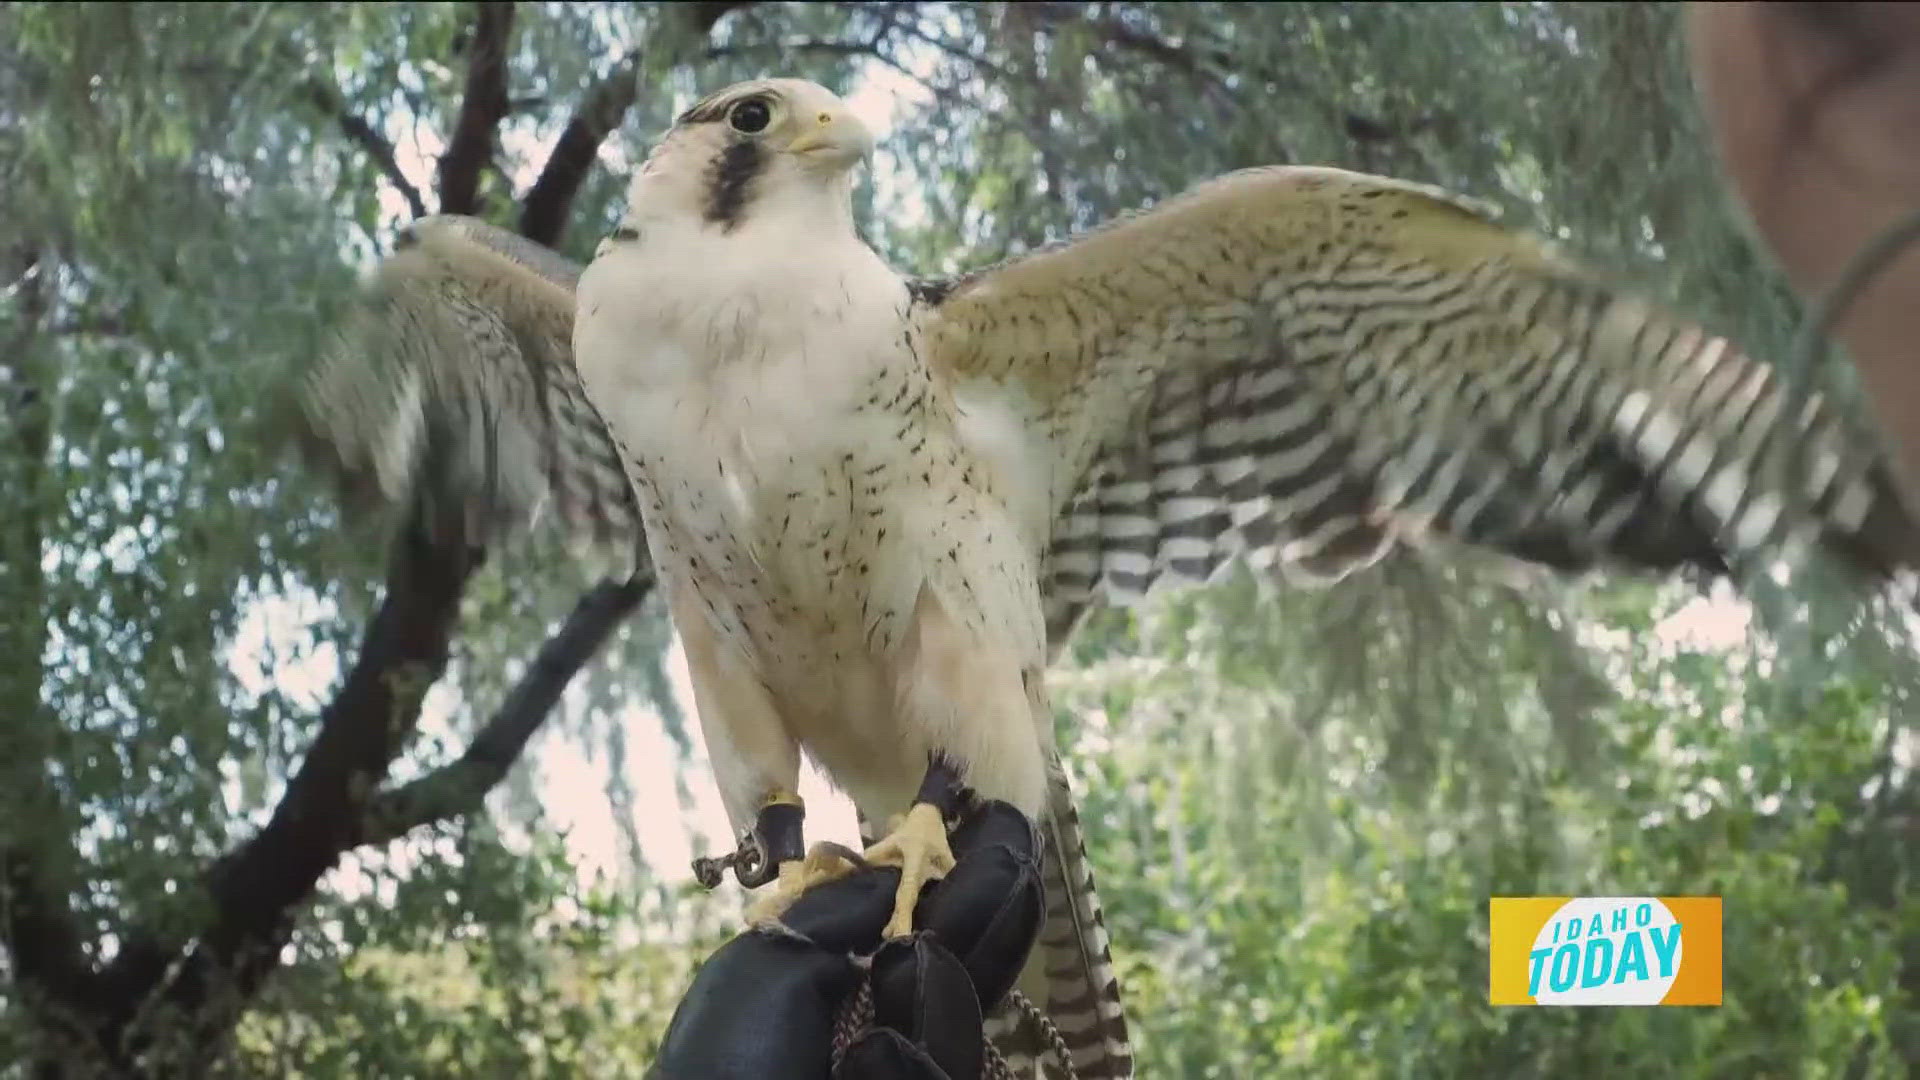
[647,800,1044,1080]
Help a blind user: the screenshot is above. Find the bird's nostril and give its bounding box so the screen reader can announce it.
[817,112,833,125]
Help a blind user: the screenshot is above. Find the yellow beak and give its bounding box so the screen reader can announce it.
[788,111,874,164]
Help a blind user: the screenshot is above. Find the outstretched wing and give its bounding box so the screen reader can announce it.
[296,215,645,577]
[922,165,1919,643]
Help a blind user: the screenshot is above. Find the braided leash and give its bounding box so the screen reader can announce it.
[1008,989,1077,1080]
[829,978,874,1069]
[830,979,1075,1079]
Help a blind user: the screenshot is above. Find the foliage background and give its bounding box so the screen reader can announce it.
[1,2,1913,1077]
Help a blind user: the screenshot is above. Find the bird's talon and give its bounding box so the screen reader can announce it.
[811,840,872,873]
[862,801,957,939]
[742,841,866,926]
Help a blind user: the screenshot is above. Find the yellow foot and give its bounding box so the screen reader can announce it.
[862,802,956,939]
[740,804,955,937]
[743,842,863,926]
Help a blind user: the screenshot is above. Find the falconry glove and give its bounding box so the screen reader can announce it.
[648,800,1046,1080]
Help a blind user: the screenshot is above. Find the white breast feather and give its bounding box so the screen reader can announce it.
[574,202,916,645]
[953,383,1054,547]
[572,175,1049,820]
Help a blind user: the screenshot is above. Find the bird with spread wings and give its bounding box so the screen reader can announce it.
[297,78,1919,1079]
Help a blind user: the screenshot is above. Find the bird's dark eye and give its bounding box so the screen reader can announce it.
[729,98,772,134]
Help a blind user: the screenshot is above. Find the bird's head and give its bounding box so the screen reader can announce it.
[626,78,873,235]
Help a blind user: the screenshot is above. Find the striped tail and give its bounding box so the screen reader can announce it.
[987,762,1134,1078]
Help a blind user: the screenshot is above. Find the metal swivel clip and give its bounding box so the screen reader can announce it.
[691,800,804,889]
[691,828,777,889]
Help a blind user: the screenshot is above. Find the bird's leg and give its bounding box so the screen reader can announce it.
[862,754,969,939]
[736,789,872,926]
[739,759,973,935]
[694,789,805,891]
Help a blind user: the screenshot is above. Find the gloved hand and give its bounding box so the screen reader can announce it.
[647,799,1045,1079]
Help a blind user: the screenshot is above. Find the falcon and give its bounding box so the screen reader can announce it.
[298,78,1919,1079]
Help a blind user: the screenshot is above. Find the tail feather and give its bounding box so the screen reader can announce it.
[988,763,1133,1078]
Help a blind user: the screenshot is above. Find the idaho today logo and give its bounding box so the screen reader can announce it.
[1489,897,1721,1006]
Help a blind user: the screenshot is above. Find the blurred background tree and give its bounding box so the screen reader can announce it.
[0,2,1911,1076]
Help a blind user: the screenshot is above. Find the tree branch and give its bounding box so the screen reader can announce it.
[516,0,759,247]
[437,1,516,217]
[1,844,94,1010]
[302,77,428,220]
[46,311,133,339]
[701,39,887,63]
[689,1,760,34]
[887,12,1018,85]
[357,576,651,848]
[96,521,481,1057]
[0,244,103,1063]
[1023,5,1425,157]
[516,49,642,248]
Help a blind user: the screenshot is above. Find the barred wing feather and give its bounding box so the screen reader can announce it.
[922,165,1918,645]
[296,215,645,577]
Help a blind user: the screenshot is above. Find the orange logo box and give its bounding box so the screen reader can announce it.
[1489,897,1721,1006]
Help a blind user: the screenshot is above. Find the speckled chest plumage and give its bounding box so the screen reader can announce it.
[630,342,994,663]
[573,220,1047,807]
